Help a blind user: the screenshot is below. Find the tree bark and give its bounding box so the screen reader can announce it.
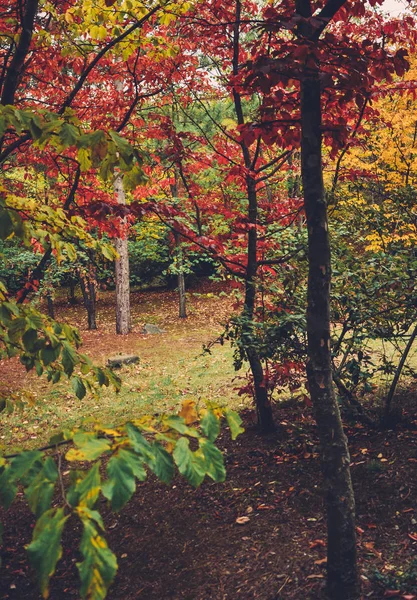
[170,176,187,319]
[243,177,275,433]
[174,231,187,319]
[0,0,39,106]
[79,268,97,330]
[232,0,275,433]
[300,65,359,599]
[114,174,131,335]
[46,293,55,319]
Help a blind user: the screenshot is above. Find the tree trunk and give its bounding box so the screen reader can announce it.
[243,177,276,433]
[231,0,275,433]
[300,67,359,599]
[174,231,187,319]
[170,176,187,319]
[79,269,97,330]
[46,293,55,319]
[114,174,131,335]
[68,280,77,305]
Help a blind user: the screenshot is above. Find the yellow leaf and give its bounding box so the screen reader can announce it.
[179,399,198,424]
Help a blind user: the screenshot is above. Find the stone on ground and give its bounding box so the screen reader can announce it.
[107,354,139,368]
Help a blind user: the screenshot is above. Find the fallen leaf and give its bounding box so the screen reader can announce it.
[309,539,326,549]
[307,574,324,579]
[314,558,327,565]
[408,533,417,541]
[236,516,250,525]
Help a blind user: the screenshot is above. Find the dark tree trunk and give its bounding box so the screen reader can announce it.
[300,65,359,599]
[232,0,275,433]
[243,177,275,433]
[174,231,187,319]
[68,281,77,305]
[79,270,97,330]
[0,0,39,106]
[46,293,55,319]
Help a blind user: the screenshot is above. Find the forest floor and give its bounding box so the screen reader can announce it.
[1,280,417,599]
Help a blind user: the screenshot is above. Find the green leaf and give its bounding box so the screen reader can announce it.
[58,122,79,147]
[0,209,14,239]
[62,342,78,377]
[67,463,101,508]
[149,443,174,484]
[164,415,199,437]
[102,449,146,512]
[27,507,69,599]
[201,410,221,442]
[173,437,206,488]
[8,316,27,341]
[199,439,225,482]
[71,375,86,399]
[66,432,111,462]
[8,450,42,481]
[40,344,59,366]
[0,469,17,510]
[126,423,154,460]
[127,425,174,484]
[77,517,117,600]
[77,147,92,171]
[25,457,58,518]
[224,409,244,440]
[101,244,117,261]
[22,328,38,352]
[108,130,133,163]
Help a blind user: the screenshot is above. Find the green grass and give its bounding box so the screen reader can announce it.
[0,289,251,453]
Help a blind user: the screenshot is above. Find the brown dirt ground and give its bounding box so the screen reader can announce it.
[1,281,417,599]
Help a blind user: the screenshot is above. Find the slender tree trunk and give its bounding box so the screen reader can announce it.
[232,0,275,433]
[46,293,55,319]
[300,66,359,599]
[384,322,417,422]
[68,280,77,305]
[79,269,97,330]
[244,177,275,433]
[174,231,187,319]
[114,174,131,335]
[170,176,187,319]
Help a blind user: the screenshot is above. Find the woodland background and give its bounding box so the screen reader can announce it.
[1,1,417,599]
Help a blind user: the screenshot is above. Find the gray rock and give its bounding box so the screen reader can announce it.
[142,323,165,334]
[107,354,139,369]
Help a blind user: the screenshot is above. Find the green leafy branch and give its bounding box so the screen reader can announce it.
[0,403,243,600]
[0,299,120,412]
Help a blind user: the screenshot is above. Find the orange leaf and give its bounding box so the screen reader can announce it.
[309,539,326,549]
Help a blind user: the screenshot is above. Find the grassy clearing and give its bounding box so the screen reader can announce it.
[0,285,251,453]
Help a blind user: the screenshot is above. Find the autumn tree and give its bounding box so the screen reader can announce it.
[237,1,417,597]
